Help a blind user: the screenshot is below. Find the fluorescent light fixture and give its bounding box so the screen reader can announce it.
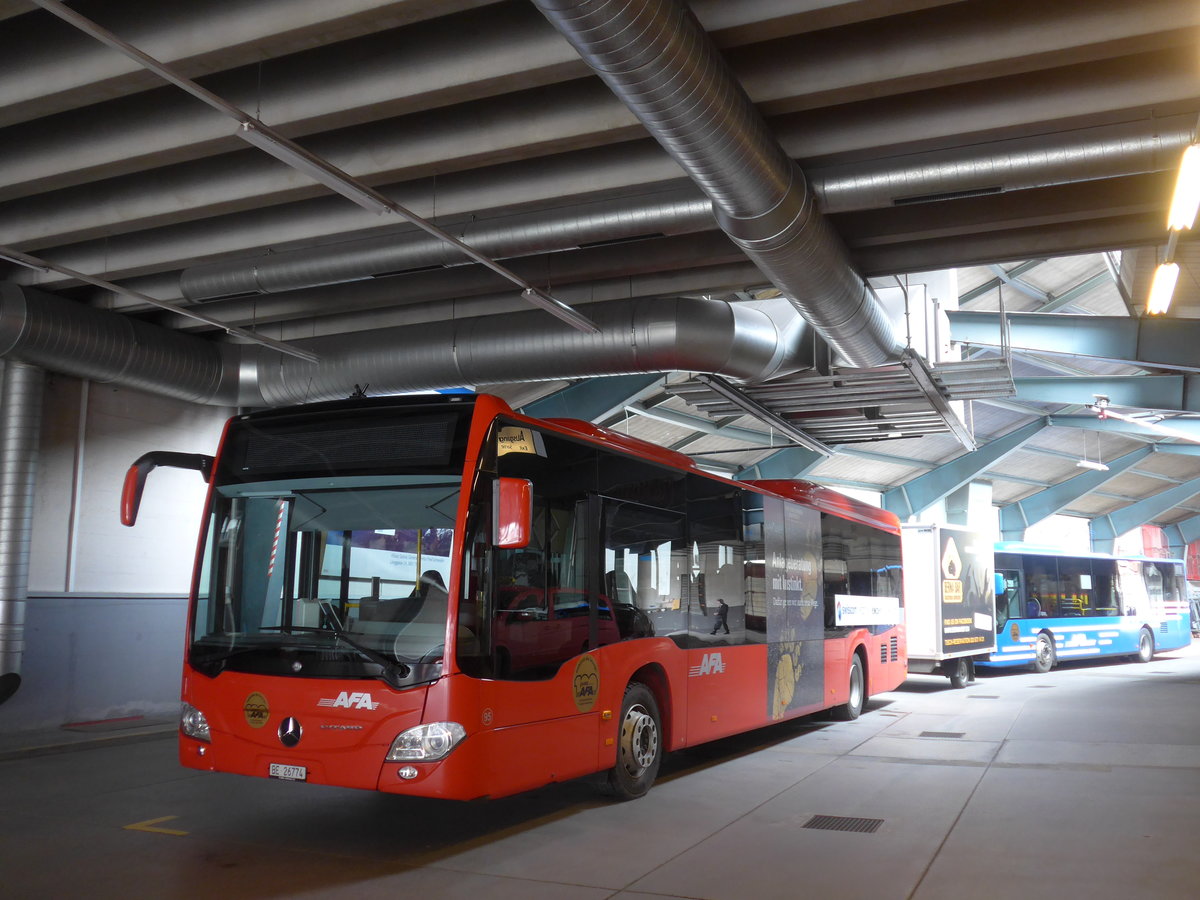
[1146,262,1180,315]
[236,122,391,215]
[1168,143,1200,230]
[1075,459,1109,472]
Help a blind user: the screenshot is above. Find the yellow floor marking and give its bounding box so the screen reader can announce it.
[124,816,188,836]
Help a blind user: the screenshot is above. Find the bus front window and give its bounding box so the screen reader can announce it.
[192,481,459,685]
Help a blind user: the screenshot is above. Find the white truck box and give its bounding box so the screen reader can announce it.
[901,524,996,686]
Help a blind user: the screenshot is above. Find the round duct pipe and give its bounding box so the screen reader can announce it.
[0,283,813,409]
[531,0,902,368]
[0,361,43,705]
[180,190,715,302]
[239,295,812,407]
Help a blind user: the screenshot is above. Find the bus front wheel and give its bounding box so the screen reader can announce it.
[1032,632,1056,674]
[607,682,662,800]
[1135,628,1154,664]
[832,653,864,721]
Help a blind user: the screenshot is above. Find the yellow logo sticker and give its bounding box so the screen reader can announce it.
[244,691,270,728]
[572,655,599,712]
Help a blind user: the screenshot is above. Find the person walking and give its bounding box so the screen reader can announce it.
[710,598,730,635]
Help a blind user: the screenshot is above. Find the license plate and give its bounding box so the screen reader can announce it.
[269,763,307,781]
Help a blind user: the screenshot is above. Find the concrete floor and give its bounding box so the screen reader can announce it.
[3,645,1200,899]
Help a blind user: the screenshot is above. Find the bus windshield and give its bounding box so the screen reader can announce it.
[192,477,460,686]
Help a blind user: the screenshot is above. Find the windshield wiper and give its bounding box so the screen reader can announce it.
[191,643,265,667]
[319,601,412,686]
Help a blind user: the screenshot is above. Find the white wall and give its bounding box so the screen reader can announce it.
[1,377,232,732]
[30,375,232,594]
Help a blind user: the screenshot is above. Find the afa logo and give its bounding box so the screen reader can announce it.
[244,691,269,728]
[688,652,726,677]
[572,655,599,712]
[318,691,380,710]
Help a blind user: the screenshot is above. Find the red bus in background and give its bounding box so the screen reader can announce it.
[123,393,906,800]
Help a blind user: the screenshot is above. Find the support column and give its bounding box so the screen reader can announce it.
[0,362,44,704]
[945,481,993,531]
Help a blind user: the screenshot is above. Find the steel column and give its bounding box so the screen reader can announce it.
[882,418,1047,519]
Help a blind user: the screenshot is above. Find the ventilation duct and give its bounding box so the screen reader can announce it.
[241,295,809,407]
[531,0,900,368]
[0,283,813,408]
[812,116,1198,214]
[168,115,1192,312]
[181,189,715,302]
[0,361,43,705]
[0,283,234,405]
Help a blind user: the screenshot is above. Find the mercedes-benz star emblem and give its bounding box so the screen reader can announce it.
[278,716,303,747]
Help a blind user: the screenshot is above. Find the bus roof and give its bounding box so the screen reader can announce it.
[744,479,901,534]
[994,541,1184,564]
[229,393,899,533]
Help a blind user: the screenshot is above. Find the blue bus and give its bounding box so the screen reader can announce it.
[980,543,1191,673]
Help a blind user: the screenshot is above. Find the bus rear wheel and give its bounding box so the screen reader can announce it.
[832,653,864,721]
[1031,632,1056,674]
[606,682,662,800]
[1135,628,1154,664]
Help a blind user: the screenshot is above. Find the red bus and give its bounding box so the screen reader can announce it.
[122,393,906,800]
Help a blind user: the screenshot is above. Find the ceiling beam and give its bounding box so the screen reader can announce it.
[1014,375,1200,413]
[1090,477,1200,553]
[949,311,1200,373]
[1048,414,1200,445]
[988,262,1049,304]
[1037,270,1111,313]
[1164,517,1200,557]
[959,259,1046,306]
[882,418,1048,519]
[736,446,825,481]
[518,373,663,422]
[623,403,775,446]
[998,446,1155,540]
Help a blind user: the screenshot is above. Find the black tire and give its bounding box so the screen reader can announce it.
[1031,632,1056,674]
[948,657,970,689]
[1135,628,1154,664]
[832,653,865,721]
[606,682,662,800]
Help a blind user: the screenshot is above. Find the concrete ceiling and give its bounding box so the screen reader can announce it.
[2,0,1199,542]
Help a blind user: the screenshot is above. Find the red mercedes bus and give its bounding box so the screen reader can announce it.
[123,393,905,800]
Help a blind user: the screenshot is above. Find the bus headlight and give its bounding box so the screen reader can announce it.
[181,702,211,742]
[386,722,466,762]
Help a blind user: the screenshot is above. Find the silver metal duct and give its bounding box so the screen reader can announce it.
[0,282,811,408]
[0,282,235,405]
[813,116,1198,214]
[0,361,43,704]
[172,117,1191,308]
[531,0,901,368]
[180,189,715,301]
[241,295,810,406]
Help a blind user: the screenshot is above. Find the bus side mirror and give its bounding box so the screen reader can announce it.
[494,477,532,548]
[121,451,214,527]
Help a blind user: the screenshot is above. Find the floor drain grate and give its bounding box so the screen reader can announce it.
[968,695,999,699]
[802,815,884,834]
[1031,685,1055,689]
[920,731,965,738]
